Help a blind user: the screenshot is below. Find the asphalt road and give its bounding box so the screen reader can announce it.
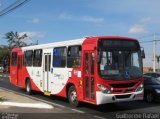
[0,75,160,119]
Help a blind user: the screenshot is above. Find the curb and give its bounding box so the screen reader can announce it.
[0,87,106,119]
[0,87,66,109]
[0,87,85,113]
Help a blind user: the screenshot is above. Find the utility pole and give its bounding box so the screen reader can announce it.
[156,55,160,72]
[36,40,38,45]
[153,32,156,72]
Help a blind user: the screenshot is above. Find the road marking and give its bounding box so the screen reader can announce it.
[0,102,53,109]
[93,115,108,119]
[71,109,85,113]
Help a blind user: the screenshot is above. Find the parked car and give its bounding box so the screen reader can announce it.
[144,72,160,79]
[143,75,160,102]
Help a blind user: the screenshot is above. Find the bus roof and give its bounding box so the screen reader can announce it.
[22,38,85,50]
[12,36,138,51]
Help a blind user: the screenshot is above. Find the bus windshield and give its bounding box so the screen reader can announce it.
[98,39,143,80]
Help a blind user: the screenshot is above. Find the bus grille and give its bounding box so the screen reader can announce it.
[109,82,136,88]
[115,94,131,99]
[113,89,133,93]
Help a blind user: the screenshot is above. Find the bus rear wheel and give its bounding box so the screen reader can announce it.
[26,79,32,95]
[68,86,79,107]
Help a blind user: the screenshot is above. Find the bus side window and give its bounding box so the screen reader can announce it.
[25,50,33,67]
[11,52,17,66]
[33,49,42,67]
[53,47,66,67]
[67,45,81,68]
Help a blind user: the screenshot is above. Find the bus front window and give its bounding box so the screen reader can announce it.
[98,50,142,80]
[98,40,143,80]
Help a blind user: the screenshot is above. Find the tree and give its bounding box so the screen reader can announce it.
[0,46,10,70]
[4,31,28,49]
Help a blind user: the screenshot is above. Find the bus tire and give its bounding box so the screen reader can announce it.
[68,86,79,107]
[26,79,32,95]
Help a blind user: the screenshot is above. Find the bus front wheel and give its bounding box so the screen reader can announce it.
[68,86,79,107]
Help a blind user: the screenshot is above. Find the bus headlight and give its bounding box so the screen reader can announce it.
[136,83,143,92]
[97,84,111,94]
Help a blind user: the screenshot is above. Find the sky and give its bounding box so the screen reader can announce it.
[0,0,160,67]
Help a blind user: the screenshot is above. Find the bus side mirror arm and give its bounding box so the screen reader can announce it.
[141,47,145,59]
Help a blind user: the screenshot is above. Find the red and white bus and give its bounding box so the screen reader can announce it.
[10,36,145,106]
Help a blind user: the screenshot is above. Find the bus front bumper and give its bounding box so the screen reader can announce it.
[96,90,143,105]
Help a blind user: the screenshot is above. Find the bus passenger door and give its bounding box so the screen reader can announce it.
[43,53,51,93]
[84,51,95,102]
[17,55,23,86]
[10,52,18,86]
